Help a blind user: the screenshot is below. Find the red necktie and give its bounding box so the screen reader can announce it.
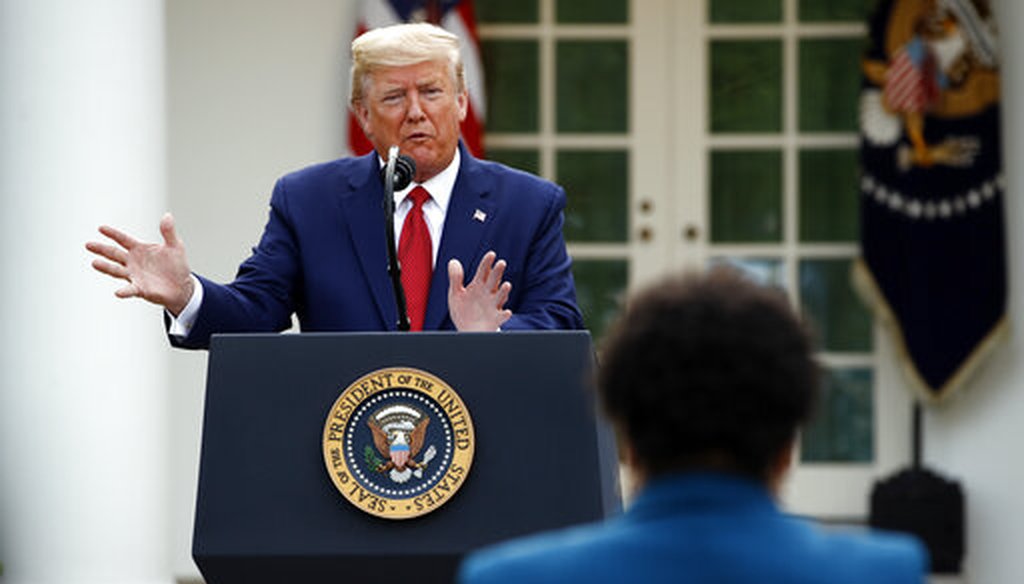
[399,186,433,331]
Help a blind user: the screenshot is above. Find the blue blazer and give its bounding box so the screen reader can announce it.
[459,473,928,584]
[172,144,583,349]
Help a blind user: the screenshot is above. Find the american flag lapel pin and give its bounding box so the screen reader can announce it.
[473,209,487,223]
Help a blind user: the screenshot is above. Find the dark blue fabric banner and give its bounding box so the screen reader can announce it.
[855,0,1007,401]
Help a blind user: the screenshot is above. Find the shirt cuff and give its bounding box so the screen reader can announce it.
[167,274,203,337]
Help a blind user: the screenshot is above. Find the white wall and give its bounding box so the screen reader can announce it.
[164,1,354,578]
[920,1,1024,582]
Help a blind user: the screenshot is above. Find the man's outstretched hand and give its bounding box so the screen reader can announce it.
[86,213,194,315]
[447,251,512,331]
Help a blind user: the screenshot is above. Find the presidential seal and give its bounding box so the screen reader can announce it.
[322,367,475,519]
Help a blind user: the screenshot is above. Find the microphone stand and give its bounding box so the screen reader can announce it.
[383,145,412,331]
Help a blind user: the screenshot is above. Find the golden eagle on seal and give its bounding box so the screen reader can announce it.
[368,404,434,483]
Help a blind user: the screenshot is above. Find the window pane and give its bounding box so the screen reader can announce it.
[799,39,863,132]
[801,368,874,462]
[799,0,875,22]
[558,149,629,242]
[572,259,628,341]
[799,148,859,242]
[557,0,628,23]
[482,40,539,133]
[710,40,782,133]
[709,0,782,23]
[557,41,629,133]
[799,259,873,351]
[489,149,540,175]
[710,149,783,242]
[476,0,539,23]
[708,257,786,289]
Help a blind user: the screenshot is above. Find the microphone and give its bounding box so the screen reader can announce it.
[391,154,416,191]
[381,146,417,331]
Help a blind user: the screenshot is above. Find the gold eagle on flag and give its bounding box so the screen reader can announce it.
[860,0,998,170]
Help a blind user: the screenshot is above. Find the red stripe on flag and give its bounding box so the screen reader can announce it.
[885,51,924,112]
[455,1,480,49]
[462,99,485,157]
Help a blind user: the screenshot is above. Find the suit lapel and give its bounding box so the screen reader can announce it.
[424,151,495,330]
[339,154,397,330]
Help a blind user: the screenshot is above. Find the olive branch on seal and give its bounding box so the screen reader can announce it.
[364,445,385,470]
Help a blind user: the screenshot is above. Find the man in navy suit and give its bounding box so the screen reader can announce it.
[87,23,582,347]
[459,268,928,584]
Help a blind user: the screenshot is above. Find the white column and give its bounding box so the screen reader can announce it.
[0,0,171,582]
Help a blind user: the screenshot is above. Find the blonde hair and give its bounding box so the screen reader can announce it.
[349,22,465,106]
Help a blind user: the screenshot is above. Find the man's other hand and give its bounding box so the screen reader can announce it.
[447,251,512,331]
[86,213,194,315]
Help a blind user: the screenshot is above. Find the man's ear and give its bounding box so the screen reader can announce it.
[456,89,468,122]
[616,436,648,503]
[619,441,634,466]
[352,102,372,136]
[768,438,797,494]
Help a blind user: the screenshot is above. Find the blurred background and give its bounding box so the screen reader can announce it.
[1,0,1021,582]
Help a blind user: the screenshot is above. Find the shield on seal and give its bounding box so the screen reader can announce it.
[390,443,410,468]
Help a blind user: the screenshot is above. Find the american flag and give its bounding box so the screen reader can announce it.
[348,0,485,158]
[883,38,942,113]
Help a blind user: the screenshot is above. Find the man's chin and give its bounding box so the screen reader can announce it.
[402,140,435,159]
[405,149,437,170]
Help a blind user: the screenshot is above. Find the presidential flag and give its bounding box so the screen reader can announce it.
[854,0,1007,402]
[348,0,485,157]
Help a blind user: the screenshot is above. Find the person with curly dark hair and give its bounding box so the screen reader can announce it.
[460,267,928,583]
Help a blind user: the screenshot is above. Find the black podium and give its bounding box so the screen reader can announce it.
[193,331,620,583]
